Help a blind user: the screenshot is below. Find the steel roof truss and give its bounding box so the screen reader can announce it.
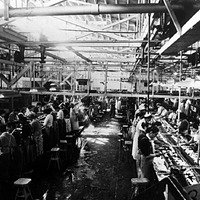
[77,15,137,40]
[163,0,181,35]
[44,0,67,6]
[67,46,92,62]
[0,26,27,41]
[0,73,9,86]
[8,62,31,87]
[56,17,127,41]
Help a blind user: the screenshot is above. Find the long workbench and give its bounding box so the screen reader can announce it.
[153,119,200,188]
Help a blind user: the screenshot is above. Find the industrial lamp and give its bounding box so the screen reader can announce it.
[29,88,38,93]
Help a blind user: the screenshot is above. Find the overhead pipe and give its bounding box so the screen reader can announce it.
[0,4,187,18]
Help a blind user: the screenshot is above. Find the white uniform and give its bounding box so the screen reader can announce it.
[132,118,145,160]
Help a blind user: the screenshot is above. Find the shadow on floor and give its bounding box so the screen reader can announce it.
[1,112,136,200]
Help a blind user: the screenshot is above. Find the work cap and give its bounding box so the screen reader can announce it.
[144,112,152,118]
[139,104,145,111]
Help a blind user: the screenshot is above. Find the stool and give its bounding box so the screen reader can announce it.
[122,124,129,138]
[47,147,61,171]
[118,132,123,137]
[14,178,33,200]
[130,178,149,198]
[117,132,123,148]
[59,140,68,161]
[65,134,75,143]
[123,140,133,162]
[124,140,132,150]
[65,135,75,162]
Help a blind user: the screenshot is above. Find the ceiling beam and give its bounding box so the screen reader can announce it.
[0,39,158,46]
[59,27,138,33]
[67,57,136,62]
[45,48,139,54]
[0,18,16,26]
[40,50,68,63]
[158,9,200,55]
[0,27,27,42]
[8,63,31,87]
[0,73,9,86]
[67,46,92,62]
[19,91,200,100]
[68,0,94,5]
[23,57,136,63]
[77,15,140,40]
[163,0,181,35]
[44,0,67,7]
[54,17,128,41]
[0,58,24,67]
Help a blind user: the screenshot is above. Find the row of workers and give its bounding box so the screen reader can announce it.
[0,100,88,182]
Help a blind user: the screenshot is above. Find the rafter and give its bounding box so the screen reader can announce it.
[67,1,84,22]
[163,0,181,35]
[45,48,139,55]
[8,63,31,87]
[0,26,27,41]
[53,17,127,41]
[0,39,156,47]
[67,46,92,62]
[76,15,137,40]
[44,0,67,6]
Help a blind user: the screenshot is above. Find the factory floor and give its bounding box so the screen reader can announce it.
[1,112,137,200]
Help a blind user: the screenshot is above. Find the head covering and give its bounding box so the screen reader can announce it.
[144,112,152,118]
[18,112,24,118]
[59,103,65,109]
[27,112,36,120]
[139,104,145,111]
[18,113,27,121]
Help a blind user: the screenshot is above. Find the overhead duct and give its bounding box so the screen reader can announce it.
[0,4,188,18]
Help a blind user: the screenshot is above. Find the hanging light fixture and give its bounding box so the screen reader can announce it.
[49,87,56,91]
[29,88,38,93]
[50,82,56,86]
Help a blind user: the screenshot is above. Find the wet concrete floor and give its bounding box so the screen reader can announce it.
[2,113,136,200]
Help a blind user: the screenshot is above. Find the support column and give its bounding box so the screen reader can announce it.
[4,0,9,20]
[177,51,183,123]
[179,51,182,81]
[40,63,44,87]
[120,65,122,92]
[33,62,35,89]
[87,64,91,94]
[152,70,155,97]
[177,86,181,124]
[72,65,77,97]
[139,67,141,93]
[30,62,33,89]
[147,0,151,112]
[104,62,108,96]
